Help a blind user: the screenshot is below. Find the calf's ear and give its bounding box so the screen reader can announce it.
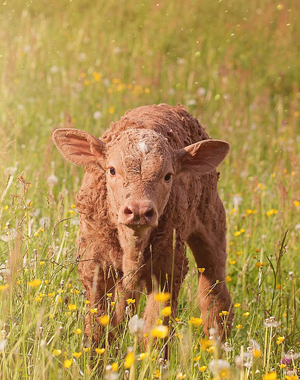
[52,128,105,168]
[177,139,230,175]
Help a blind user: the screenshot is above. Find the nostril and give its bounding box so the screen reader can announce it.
[124,207,133,215]
[145,208,154,219]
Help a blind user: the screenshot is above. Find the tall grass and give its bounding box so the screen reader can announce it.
[0,0,300,378]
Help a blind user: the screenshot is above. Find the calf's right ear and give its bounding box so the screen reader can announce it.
[52,128,105,168]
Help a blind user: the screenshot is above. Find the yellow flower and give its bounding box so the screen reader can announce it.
[74,328,82,335]
[194,355,201,362]
[107,293,112,298]
[243,312,250,317]
[236,324,242,329]
[229,260,236,265]
[189,317,203,326]
[154,369,161,378]
[52,349,62,356]
[35,297,42,302]
[156,318,163,325]
[151,325,169,338]
[49,313,54,318]
[226,275,232,282]
[138,352,148,360]
[3,205,8,210]
[266,209,278,217]
[234,303,241,308]
[124,351,135,369]
[40,261,45,266]
[68,304,77,311]
[175,333,183,339]
[29,279,41,288]
[83,347,90,353]
[293,200,300,207]
[200,366,207,372]
[0,284,9,291]
[234,231,240,236]
[177,373,186,379]
[95,348,105,355]
[263,372,277,380]
[207,346,215,354]
[48,292,55,298]
[198,268,205,273]
[93,72,101,82]
[111,362,118,371]
[253,349,262,358]
[57,289,63,294]
[279,364,286,369]
[221,311,229,316]
[126,298,135,305]
[154,292,170,302]
[63,359,72,368]
[161,306,171,317]
[72,352,82,358]
[44,280,49,285]
[84,300,91,304]
[285,376,298,380]
[276,336,285,345]
[199,339,212,351]
[98,315,110,326]
[90,308,98,314]
[175,318,181,322]
[220,368,230,378]
[109,107,115,114]
[65,312,71,317]
[111,301,116,307]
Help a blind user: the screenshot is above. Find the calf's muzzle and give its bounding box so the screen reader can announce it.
[119,200,158,228]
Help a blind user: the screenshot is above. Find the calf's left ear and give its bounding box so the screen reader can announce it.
[177,139,230,175]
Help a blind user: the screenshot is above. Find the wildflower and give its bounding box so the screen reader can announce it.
[124,351,135,369]
[263,372,277,380]
[52,349,62,356]
[107,293,112,298]
[73,328,82,335]
[98,314,110,326]
[264,317,279,328]
[253,349,262,358]
[84,300,91,304]
[48,292,55,298]
[199,338,212,351]
[35,297,42,302]
[47,174,59,186]
[93,72,101,82]
[276,337,285,345]
[222,342,234,352]
[162,306,171,317]
[72,352,82,358]
[138,352,148,360]
[90,308,98,314]
[243,312,250,317]
[266,209,278,217]
[234,303,241,308]
[151,325,168,338]
[68,304,77,311]
[128,315,145,336]
[255,261,266,268]
[95,348,105,354]
[230,260,236,265]
[177,373,186,379]
[285,349,300,360]
[198,268,205,273]
[236,324,243,329]
[279,364,286,369]
[209,359,230,377]
[63,359,72,368]
[44,280,49,285]
[154,292,170,302]
[285,376,297,380]
[194,355,201,362]
[65,312,71,317]
[232,194,242,208]
[207,346,215,354]
[189,317,203,326]
[126,298,135,305]
[156,318,163,325]
[111,301,115,306]
[154,369,161,378]
[57,289,63,294]
[29,279,41,288]
[0,284,9,291]
[175,333,183,339]
[111,363,118,371]
[200,366,207,372]
[49,313,54,318]
[108,107,115,114]
[83,347,90,353]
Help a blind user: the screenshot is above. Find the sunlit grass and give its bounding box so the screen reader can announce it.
[0,0,300,378]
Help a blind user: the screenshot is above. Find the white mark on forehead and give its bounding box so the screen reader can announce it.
[136,140,150,154]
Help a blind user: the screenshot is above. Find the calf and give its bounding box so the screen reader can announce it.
[53,104,232,341]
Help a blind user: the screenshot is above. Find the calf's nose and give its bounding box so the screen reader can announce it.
[120,201,158,227]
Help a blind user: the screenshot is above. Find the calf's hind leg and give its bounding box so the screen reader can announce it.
[187,211,233,339]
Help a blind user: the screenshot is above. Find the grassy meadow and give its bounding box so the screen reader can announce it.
[0,0,300,378]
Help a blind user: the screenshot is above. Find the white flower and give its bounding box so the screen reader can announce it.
[285,349,300,360]
[235,353,253,369]
[232,194,243,208]
[264,317,279,328]
[39,217,50,228]
[50,65,59,74]
[294,224,300,231]
[186,99,197,106]
[47,174,59,186]
[1,228,17,242]
[248,339,261,352]
[0,339,7,351]
[128,314,145,336]
[93,111,102,120]
[197,87,206,96]
[78,52,87,62]
[209,359,230,375]
[222,342,233,352]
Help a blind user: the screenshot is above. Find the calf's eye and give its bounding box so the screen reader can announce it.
[109,167,116,176]
[164,173,172,182]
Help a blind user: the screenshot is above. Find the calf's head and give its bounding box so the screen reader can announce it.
[53,128,229,237]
